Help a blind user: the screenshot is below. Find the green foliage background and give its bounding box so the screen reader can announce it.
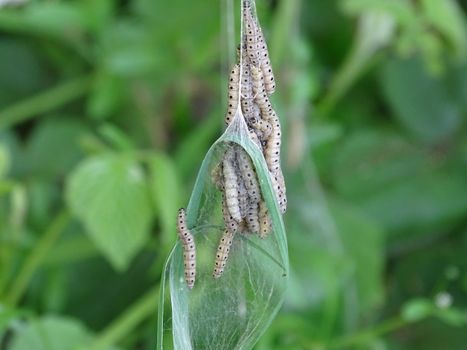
[1,0,467,349]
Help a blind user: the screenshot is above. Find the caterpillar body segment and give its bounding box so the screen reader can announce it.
[256,27,276,95]
[246,201,260,233]
[225,64,241,126]
[265,111,282,174]
[213,229,235,278]
[222,193,240,233]
[259,201,271,238]
[223,149,242,222]
[251,118,272,140]
[251,66,274,118]
[211,162,224,190]
[176,209,196,289]
[236,148,261,204]
[243,7,261,66]
[237,176,249,219]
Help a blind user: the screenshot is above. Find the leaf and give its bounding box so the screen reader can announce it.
[66,153,153,271]
[148,154,181,250]
[421,0,467,61]
[158,112,288,350]
[9,316,93,350]
[402,299,434,322]
[24,118,88,179]
[380,57,461,142]
[330,200,385,314]
[332,129,428,197]
[0,143,9,179]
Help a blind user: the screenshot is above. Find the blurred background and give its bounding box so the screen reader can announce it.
[1,0,467,349]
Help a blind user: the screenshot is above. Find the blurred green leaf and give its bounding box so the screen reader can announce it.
[402,299,434,322]
[66,153,153,271]
[421,0,467,61]
[381,57,461,141]
[435,308,467,327]
[23,118,88,179]
[148,153,181,250]
[355,170,467,240]
[87,73,124,120]
[9,316,93,350]
[332,130,428,197]
[331,200,385,314]
[0,144,9,179]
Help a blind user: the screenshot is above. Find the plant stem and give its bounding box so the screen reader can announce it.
[0,75,93,129]
[4,210,70,306]
[328,316,407,349]
[86,286,160,350]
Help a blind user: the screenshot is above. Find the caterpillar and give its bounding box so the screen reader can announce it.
[237,174,249,219]
[271,173,287,214]
[251,118,272,140]
[176,208,196,289]
[242,4,276,95]
[264,111,282,175]
[236,148,261,204]
[256,27,276,95]
[223,148,242,222]
[249,130,262,149]
[225,64,241,126]
[211,162,224,190]
[243,5,261,67]
[251,66,274,118]
[222,193,240,233]
[213,229,235,278]
[259,201,271,238]
[246,201,260,233]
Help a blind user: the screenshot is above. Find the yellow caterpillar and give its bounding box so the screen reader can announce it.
[223,148,242,222]
[225,64,241,126]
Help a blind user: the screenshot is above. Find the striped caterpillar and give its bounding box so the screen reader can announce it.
[176,208,196,289]
[213,229,235,278]
[223,148,242,222]
[225,64,241,126]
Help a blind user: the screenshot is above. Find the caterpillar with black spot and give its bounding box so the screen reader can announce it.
[176,208,196,289]
[225,64,240,126]
[259,201,271,238]
[251,66,274,118]
[243,4,261,67]
[213,229,235,278]
[264,111,282,175]
[223,148,242,222]
[242,4,276,95]
[222,193,240,233]
[236,148,261,204]
[246,201,260,233]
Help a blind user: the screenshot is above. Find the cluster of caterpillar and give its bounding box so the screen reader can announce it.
[210,1,287,279]
[176,1,287,288]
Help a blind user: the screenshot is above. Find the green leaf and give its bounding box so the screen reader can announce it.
[24,118,88,179]
[148,153,181,250]
[421,0,467,61]
[331,200,385,314]
[66,153,153,271]
[332,130,428,197]
[9,316,93,350]
[402,299,434,322]
[380,57,461,142]
[158,112,288,350]
[0,143,9,179]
